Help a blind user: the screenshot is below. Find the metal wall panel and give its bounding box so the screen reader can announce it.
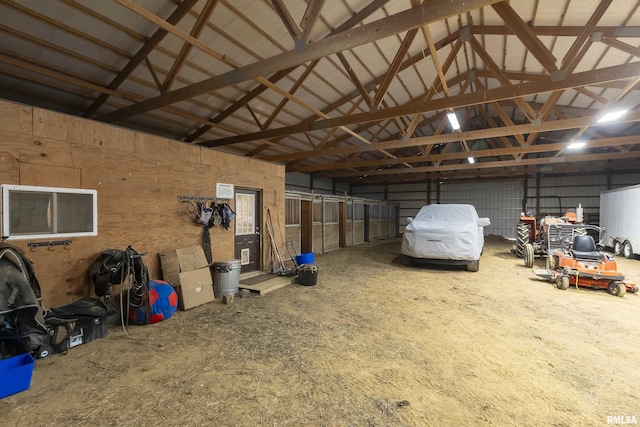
[352,185,385,201]
[440,180,523,238]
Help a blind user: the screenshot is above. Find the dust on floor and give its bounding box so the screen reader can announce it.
[3,236,640,426]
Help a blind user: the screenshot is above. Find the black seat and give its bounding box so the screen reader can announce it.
[571,235,602,261]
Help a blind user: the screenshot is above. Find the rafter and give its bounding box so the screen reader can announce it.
[300,0,325,42]
[468,36,537,120]
[373,28,419,108]
[184,0,391,143]
[204,61,640,148]
[81,0,198,117]
[289,134,638,172]
[271,0,302,42]
[337,52,373,107]
[98,0,503,123]
[263,109,640,162]
[162,0,218,92]
[322,149,640,179]
[491,2,557,73]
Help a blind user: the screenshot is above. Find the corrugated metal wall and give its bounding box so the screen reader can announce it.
[285,172,337,195]
[291,171,640,239]
[440,180,523,238]
[357,173,640,239]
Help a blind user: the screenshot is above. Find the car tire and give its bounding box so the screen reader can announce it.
[466,259,479,272]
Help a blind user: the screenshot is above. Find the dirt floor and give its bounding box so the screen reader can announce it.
[2,235,640,426]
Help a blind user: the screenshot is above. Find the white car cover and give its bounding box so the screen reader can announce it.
[401,204,490,261]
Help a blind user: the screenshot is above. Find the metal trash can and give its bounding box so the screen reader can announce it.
[212,259,241,297]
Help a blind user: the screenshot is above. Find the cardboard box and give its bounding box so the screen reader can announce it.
[177,267,214,310]
[0,353,35,399]
[159,245,209,286]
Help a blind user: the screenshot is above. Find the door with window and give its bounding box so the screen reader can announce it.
[234,189,261,273]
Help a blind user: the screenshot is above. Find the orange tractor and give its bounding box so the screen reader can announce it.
[514,207,580,262]
[532,223,638,297]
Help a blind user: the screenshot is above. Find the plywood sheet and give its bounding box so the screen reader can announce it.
[0,100,31,135]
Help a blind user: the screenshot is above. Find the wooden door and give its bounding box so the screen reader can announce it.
[234,189,261,273]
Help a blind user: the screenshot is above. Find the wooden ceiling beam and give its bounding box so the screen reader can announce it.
[162,0,218,92]
[405,38,463,136]
[300,0,325,42]
[420,23,451,97]
[270,0,303,42]
[337,53,373,107]
[373,27,420,108]
[290,135,639,172]
[98,0,504,123]
[217,58,640,150]
[470,25,640,37]
[321,149,640,178]
[245,9,461,156]
[491,2,557,72]
[263,108,640,162]
[468,36,537,120]
[561,0,612,70]
[82,0,199,117]
[185,0,391,143]
[600,37,640,58]
[476,105,513,148]
[264,60,321,129]
[110,0,342,148]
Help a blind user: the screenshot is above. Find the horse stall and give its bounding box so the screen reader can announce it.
[284,192,312,261]
[379,204,391,240]
[352,200,365,245]
[285,193,395,254]
[365,202,380,242]
[322,198,340,252]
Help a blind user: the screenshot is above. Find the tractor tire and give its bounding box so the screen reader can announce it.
[556,275,569,290]
[523,243,534,268]
[516,223,530,258]
[467,259,479,272]
[607,281,627,297]
[623,241,634,259]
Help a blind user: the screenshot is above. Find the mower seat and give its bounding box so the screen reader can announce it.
[571,235,602,261]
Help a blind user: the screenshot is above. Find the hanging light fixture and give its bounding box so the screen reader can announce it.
[467,156,475,164]
[447,110,461,131]
[598,109,628,123]
[567,141,586,149]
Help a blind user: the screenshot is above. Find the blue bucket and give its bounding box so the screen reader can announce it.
[296,252,314,265]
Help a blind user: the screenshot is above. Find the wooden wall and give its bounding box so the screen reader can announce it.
[0,100,285,308]
[323,224,339,252]
[312,223,324,254]
[284,225,301,260]
[353,221,365,245]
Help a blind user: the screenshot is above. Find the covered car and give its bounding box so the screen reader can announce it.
[401,204,490,272]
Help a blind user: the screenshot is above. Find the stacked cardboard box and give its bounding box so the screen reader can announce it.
[158,245,214,310]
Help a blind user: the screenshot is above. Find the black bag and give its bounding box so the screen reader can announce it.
[42,298,108,356]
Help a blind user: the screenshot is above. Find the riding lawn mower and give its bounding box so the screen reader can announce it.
[531,223,638,297]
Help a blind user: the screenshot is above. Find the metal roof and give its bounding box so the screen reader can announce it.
[0,0,639,184]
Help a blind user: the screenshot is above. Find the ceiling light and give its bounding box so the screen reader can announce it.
[447,111,461,131]
[467,156,475,164]
[567,141,586,149]
[598,110,627,123]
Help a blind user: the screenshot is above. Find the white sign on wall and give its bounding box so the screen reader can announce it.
[216,183,234,199]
